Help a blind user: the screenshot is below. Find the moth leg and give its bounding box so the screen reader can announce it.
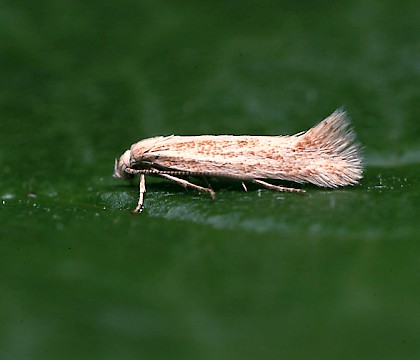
[253,179,306,193]
[158,173,216,200]
[241,182,248,192]
[132,173,146,213]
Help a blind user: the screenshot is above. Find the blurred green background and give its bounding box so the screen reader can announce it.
[1,0,420,359]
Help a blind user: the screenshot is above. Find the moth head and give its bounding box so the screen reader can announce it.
[113,150,132,180]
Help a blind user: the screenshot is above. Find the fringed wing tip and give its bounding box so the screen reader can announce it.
[311,108,361,153]
[302,108,364,186]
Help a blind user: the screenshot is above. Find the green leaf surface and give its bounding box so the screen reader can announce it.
[1,0,420,359]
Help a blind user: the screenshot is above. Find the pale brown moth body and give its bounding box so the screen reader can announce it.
[114,109,363,213]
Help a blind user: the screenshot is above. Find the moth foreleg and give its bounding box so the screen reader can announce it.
[253,179,306,193]
[158,173,216,200]
[132,173,146,213]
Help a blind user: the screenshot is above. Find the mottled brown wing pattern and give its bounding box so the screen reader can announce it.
[133,110,362,187]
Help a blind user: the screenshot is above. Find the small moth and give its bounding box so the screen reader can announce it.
[114,109,363,213]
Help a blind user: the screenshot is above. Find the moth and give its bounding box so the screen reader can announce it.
[114,109,363,213]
